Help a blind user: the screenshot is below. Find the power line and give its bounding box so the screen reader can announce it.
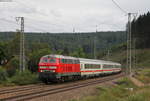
[0,17,48,32]
[112,0,128,14]
[0,18,17,25]
[111,0,138,76]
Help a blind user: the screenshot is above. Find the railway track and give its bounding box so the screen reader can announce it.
[0,84,46,95]
[0,73,124,101]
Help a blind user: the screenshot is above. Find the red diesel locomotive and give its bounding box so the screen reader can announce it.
[38,55,81,83]
[38,54,121,83]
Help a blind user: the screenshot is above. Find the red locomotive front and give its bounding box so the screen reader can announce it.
[38,55,80,83]
[38,57,58,73]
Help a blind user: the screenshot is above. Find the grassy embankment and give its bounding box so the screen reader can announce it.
[71,77,150,101]
[134,69,150,84]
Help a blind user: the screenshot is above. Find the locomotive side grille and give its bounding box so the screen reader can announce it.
[40,66,47,69]
[49,66,57,69]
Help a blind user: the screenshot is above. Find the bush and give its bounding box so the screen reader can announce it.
[10,70,39,85]
[117,77,137,88]
[0,67,8,83]
[5,56,19,77]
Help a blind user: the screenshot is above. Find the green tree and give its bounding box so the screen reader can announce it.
[5,56,19,77]
[28,48,51,72]
[7,32,20,56]
[71,47,86,58]
[132,12,150,48]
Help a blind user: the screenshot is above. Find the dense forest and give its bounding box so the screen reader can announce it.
[0,31,126,72]
[132,12,150,48]
[0,31,126,53]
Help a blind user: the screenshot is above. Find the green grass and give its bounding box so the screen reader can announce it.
[72,77,150,101]
[135,69,150,84]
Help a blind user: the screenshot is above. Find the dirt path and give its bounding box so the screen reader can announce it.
[129,76,145,87]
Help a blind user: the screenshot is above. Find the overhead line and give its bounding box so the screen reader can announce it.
[0,18,17,25]
[112,0,128,14]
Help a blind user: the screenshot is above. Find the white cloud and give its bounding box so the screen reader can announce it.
[0,0,150,32]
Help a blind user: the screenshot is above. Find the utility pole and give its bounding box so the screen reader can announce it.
[111,0,137,76]
[73,27,75,33]
[107,49,110,60]
[93,25,98,59]
[16,17,25,72]
[127,13,137,76]
[96,25,98,33]
[93,36,97,59]
[127,13,131,75]
[132,14,137,74]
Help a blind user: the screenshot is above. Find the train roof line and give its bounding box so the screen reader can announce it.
[78,58,120,64]
[42,54,120,64]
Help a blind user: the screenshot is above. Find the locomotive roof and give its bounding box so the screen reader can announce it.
[42,54,78,60]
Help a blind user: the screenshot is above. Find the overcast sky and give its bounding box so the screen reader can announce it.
[0,0,150,33]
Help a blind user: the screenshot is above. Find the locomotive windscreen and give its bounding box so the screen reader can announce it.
[40,57,56,63]
[40,57,48,63]
[49,58,56,63]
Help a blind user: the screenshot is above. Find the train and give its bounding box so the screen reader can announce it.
[38,54,122,83]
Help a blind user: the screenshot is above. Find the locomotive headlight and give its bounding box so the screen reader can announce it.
[51,70,55,72]
[49,66,57,69]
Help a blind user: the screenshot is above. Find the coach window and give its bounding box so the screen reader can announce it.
[75,60,79,64]
[96,64,100,69]
[66,59,69,64]
[85,64,87,69]
[67,59,70,64]
[88,64,91,69]
[74,60,77,64]
[75,60,77,64]
[68,59,72,64]
[85,64,89,69]
[69,59,72,64]
[70,59,72,64]
[103,64,110,69]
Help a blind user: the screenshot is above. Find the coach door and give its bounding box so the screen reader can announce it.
[80,64,84,70]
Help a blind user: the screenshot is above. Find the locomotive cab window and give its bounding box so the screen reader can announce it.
[49,58,56,63]
[40,58,48,63]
